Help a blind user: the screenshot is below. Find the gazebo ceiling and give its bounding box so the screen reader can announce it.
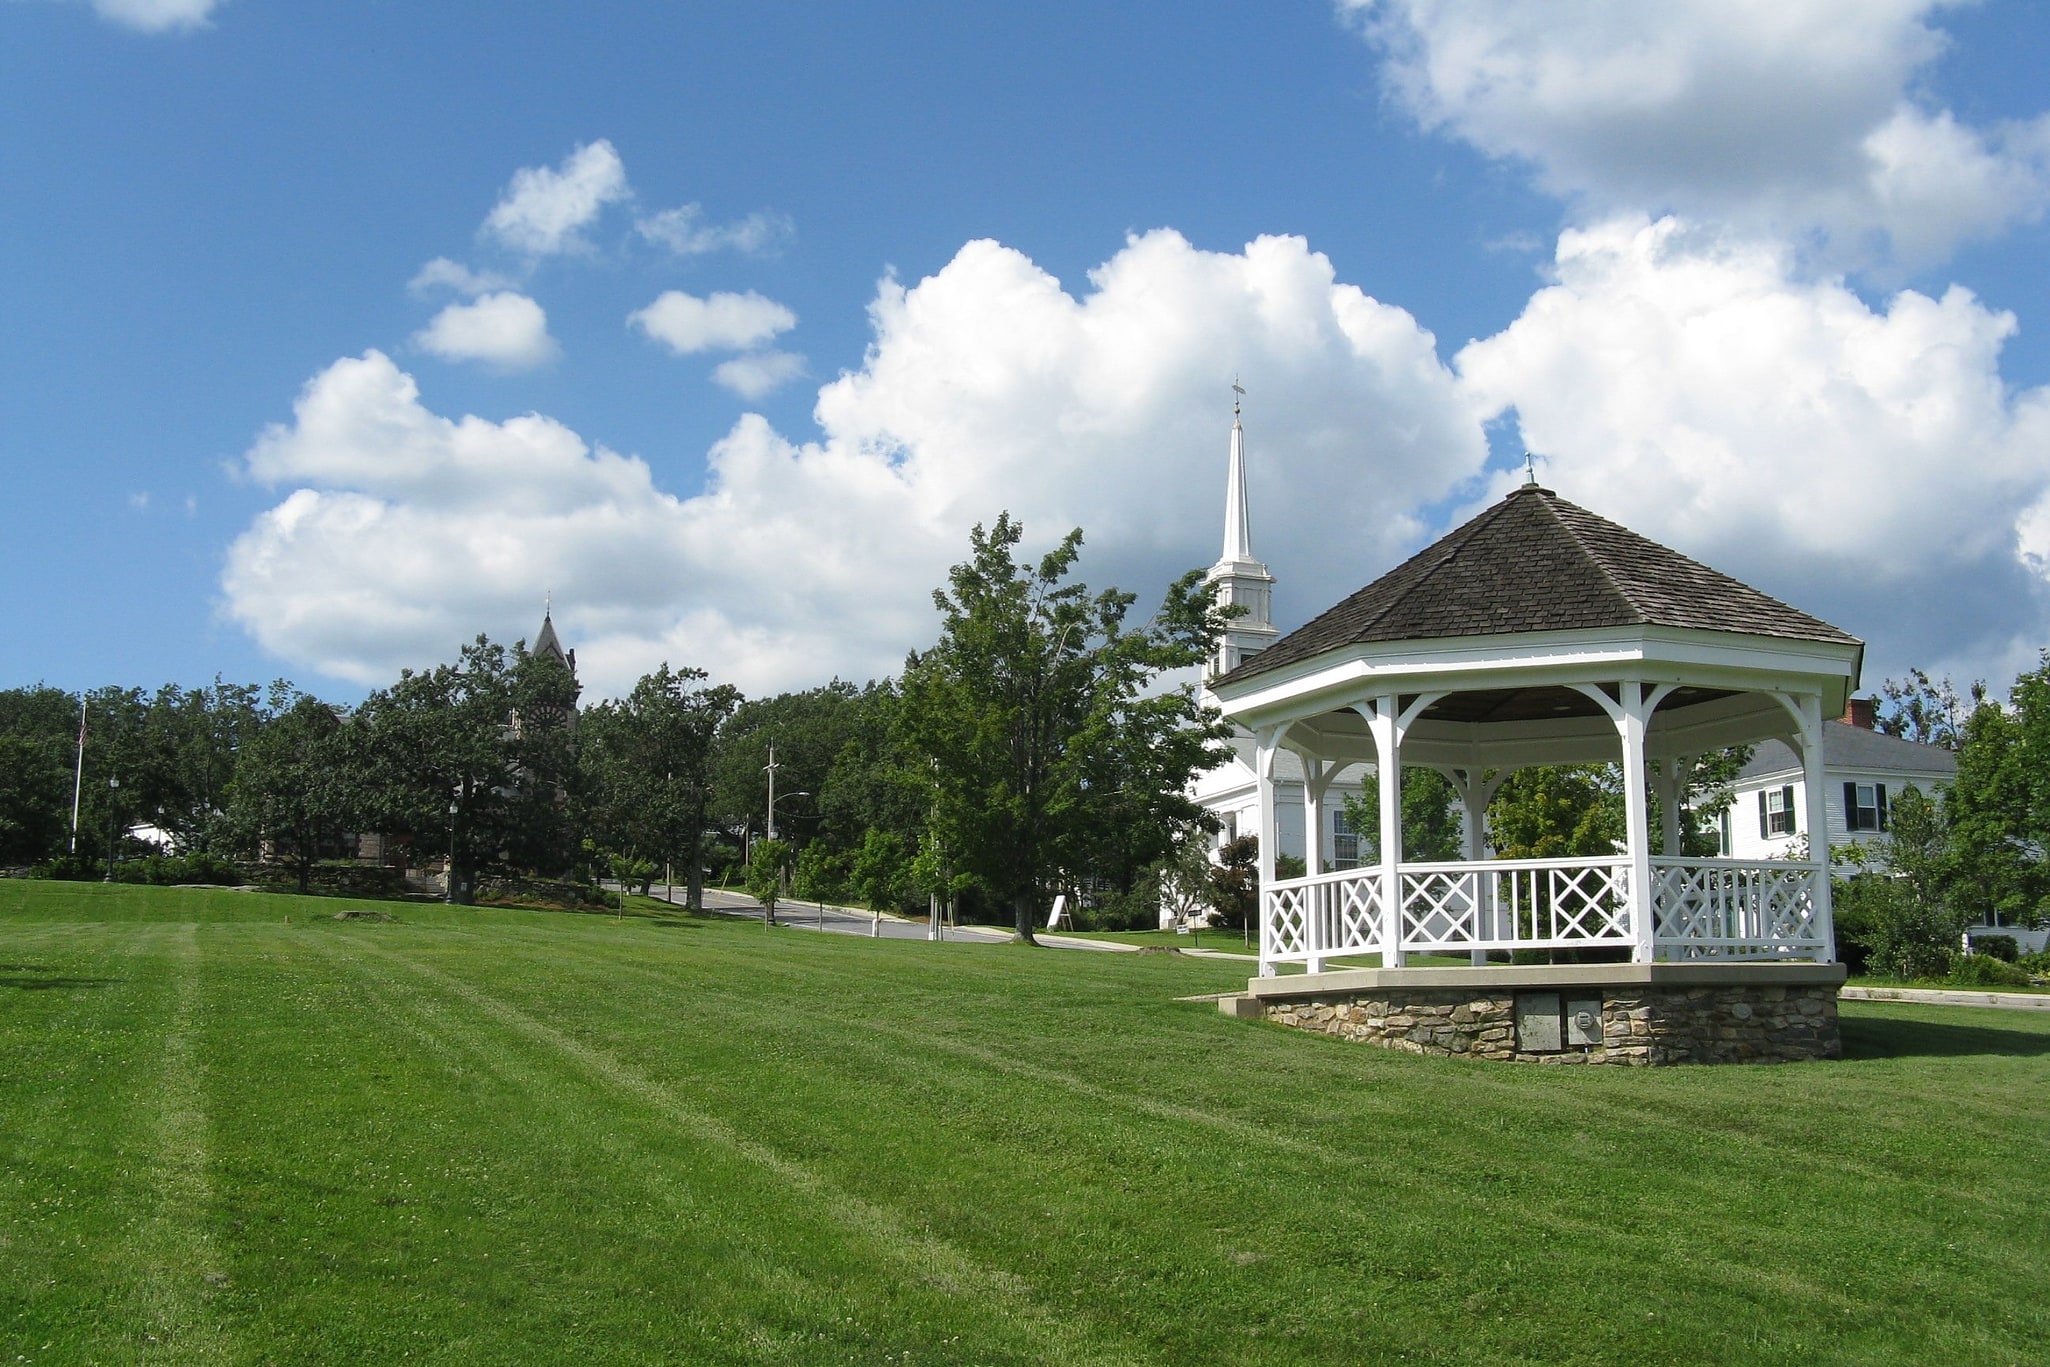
[1413,683,1738,726]
[1217,483,1860,689]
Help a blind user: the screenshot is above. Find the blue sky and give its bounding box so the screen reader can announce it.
[7,0,2050,702]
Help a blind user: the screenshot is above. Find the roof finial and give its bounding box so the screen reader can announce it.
[544,589,552,619]
[1232,377,1245,421]
[1521,452,1539,488]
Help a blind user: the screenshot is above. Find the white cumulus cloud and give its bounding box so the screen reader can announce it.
[630,289,797,355]
[222,231,1483,697]
[712,350,806,400]
[412,292,560,371]
[1346,0,2050,267]
[1456,215,2050,680]
[481,140,631,257]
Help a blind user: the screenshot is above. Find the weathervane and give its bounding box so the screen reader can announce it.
[1232,377,1245,418]
[1522,452,1538,487]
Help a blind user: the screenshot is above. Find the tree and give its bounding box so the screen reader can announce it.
[849,827,911,913]
[895,515,1230,942]
[1945,664,2049,930]
[0,687,80,866]
[1156,834,1219,928]
[351,635,579,902]
[744,837,791,926]
[580,664,739,910]
[1486,765,1624,859]
[1342,768,1462,865]
[791,840,847,907]
[1877,669,1984,751]
[1208,834,1258,931]
[224,692,352,894]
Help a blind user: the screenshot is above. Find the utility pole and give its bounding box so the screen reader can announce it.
[764,741,778,841]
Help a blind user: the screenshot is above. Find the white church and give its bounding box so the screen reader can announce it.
[1185,400,1372,891]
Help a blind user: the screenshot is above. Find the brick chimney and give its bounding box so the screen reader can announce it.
[1842,697,1877,730]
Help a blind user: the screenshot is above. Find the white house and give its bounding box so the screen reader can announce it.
[1717,698,1954,865]
[1721,704,2046,953]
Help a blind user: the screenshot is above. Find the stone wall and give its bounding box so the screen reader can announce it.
[1247,980,1841,1065]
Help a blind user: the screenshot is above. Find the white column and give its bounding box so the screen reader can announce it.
[1454,768,1489,966]
[1369,694,1405,968]
[1302,758,1327,974]
[1254,729,1280,976]
[1617,682,1657,964]
[1658,757,1685,857]
[1798,693,1836,963]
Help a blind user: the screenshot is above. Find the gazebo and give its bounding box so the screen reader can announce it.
[1210,480,1861,1064]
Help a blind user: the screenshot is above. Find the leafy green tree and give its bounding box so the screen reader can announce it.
[1342,768,1462,864]
[1486,765,1624,859]
[791,840,848,907]
[1877,669,1984,751]
[850,827,911,913]
[711,682,874,851]
[351,636,579,902]
[580,664,739,910]
[895,515,1229,942]
[0,687,81,865]
[1207,834,1258,931]
[223,692,352,894]
[744,837,791,926]
[1946,667,2049,930]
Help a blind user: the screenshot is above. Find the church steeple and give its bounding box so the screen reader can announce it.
[1206,386,1278,678]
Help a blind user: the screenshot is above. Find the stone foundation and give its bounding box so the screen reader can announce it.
[1228,963,1844,1065]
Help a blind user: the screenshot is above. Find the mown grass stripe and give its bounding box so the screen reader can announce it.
[132,923,236,1366]
[325,929,1159,1367]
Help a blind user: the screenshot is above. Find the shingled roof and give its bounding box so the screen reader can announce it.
[1217,484,1860,686]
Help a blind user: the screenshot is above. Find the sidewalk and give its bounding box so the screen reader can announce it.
[1840,985,2050,1012]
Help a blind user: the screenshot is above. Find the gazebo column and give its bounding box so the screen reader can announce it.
[1656,757,1686,857]
[1361,694,1406,968]
[1796,694,1837,963]
[1253,727,1283,976]
[1616,683,1658,964]
[1302,757,1328,973]
[1451,767,1503,966]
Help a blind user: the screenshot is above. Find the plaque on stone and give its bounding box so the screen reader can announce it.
[1515,992,1563,1052]
[1566,997,1603,1046]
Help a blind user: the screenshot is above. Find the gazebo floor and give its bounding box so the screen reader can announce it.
[1222,962,1847,1065]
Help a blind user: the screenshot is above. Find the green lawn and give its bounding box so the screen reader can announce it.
[4,882,2048,1365]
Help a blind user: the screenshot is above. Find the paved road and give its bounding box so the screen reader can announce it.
[642,885,1147,951]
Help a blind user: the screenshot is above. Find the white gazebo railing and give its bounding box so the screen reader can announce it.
[1260,856,1825,968]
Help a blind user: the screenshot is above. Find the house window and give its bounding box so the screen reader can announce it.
[1332,809,1360,869]
[1758,784,1797,838]
[1844,781,1888,832]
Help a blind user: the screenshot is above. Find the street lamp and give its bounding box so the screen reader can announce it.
[104,776,119,882]
[446,798,460,905]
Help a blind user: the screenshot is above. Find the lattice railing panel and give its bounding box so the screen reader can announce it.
[1265,883,1308,958]
[1651,859,1821,958]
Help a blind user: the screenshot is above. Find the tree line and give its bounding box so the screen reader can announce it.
[1,517,1237,936]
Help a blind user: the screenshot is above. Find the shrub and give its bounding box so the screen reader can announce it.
[1967,933,2020,962]
[1949,953,2034,988]
[2016,950,2050,977]
[1834,873,1959,981]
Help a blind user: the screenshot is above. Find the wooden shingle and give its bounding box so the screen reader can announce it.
[1217,485,1859,686]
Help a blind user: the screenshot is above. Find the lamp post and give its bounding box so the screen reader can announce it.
[446,798,460,905]
[104,776,119,882]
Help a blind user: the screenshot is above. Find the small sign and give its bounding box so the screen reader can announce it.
[1515,993,1563,1052]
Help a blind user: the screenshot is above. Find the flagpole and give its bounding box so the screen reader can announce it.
[68,697,86,854]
